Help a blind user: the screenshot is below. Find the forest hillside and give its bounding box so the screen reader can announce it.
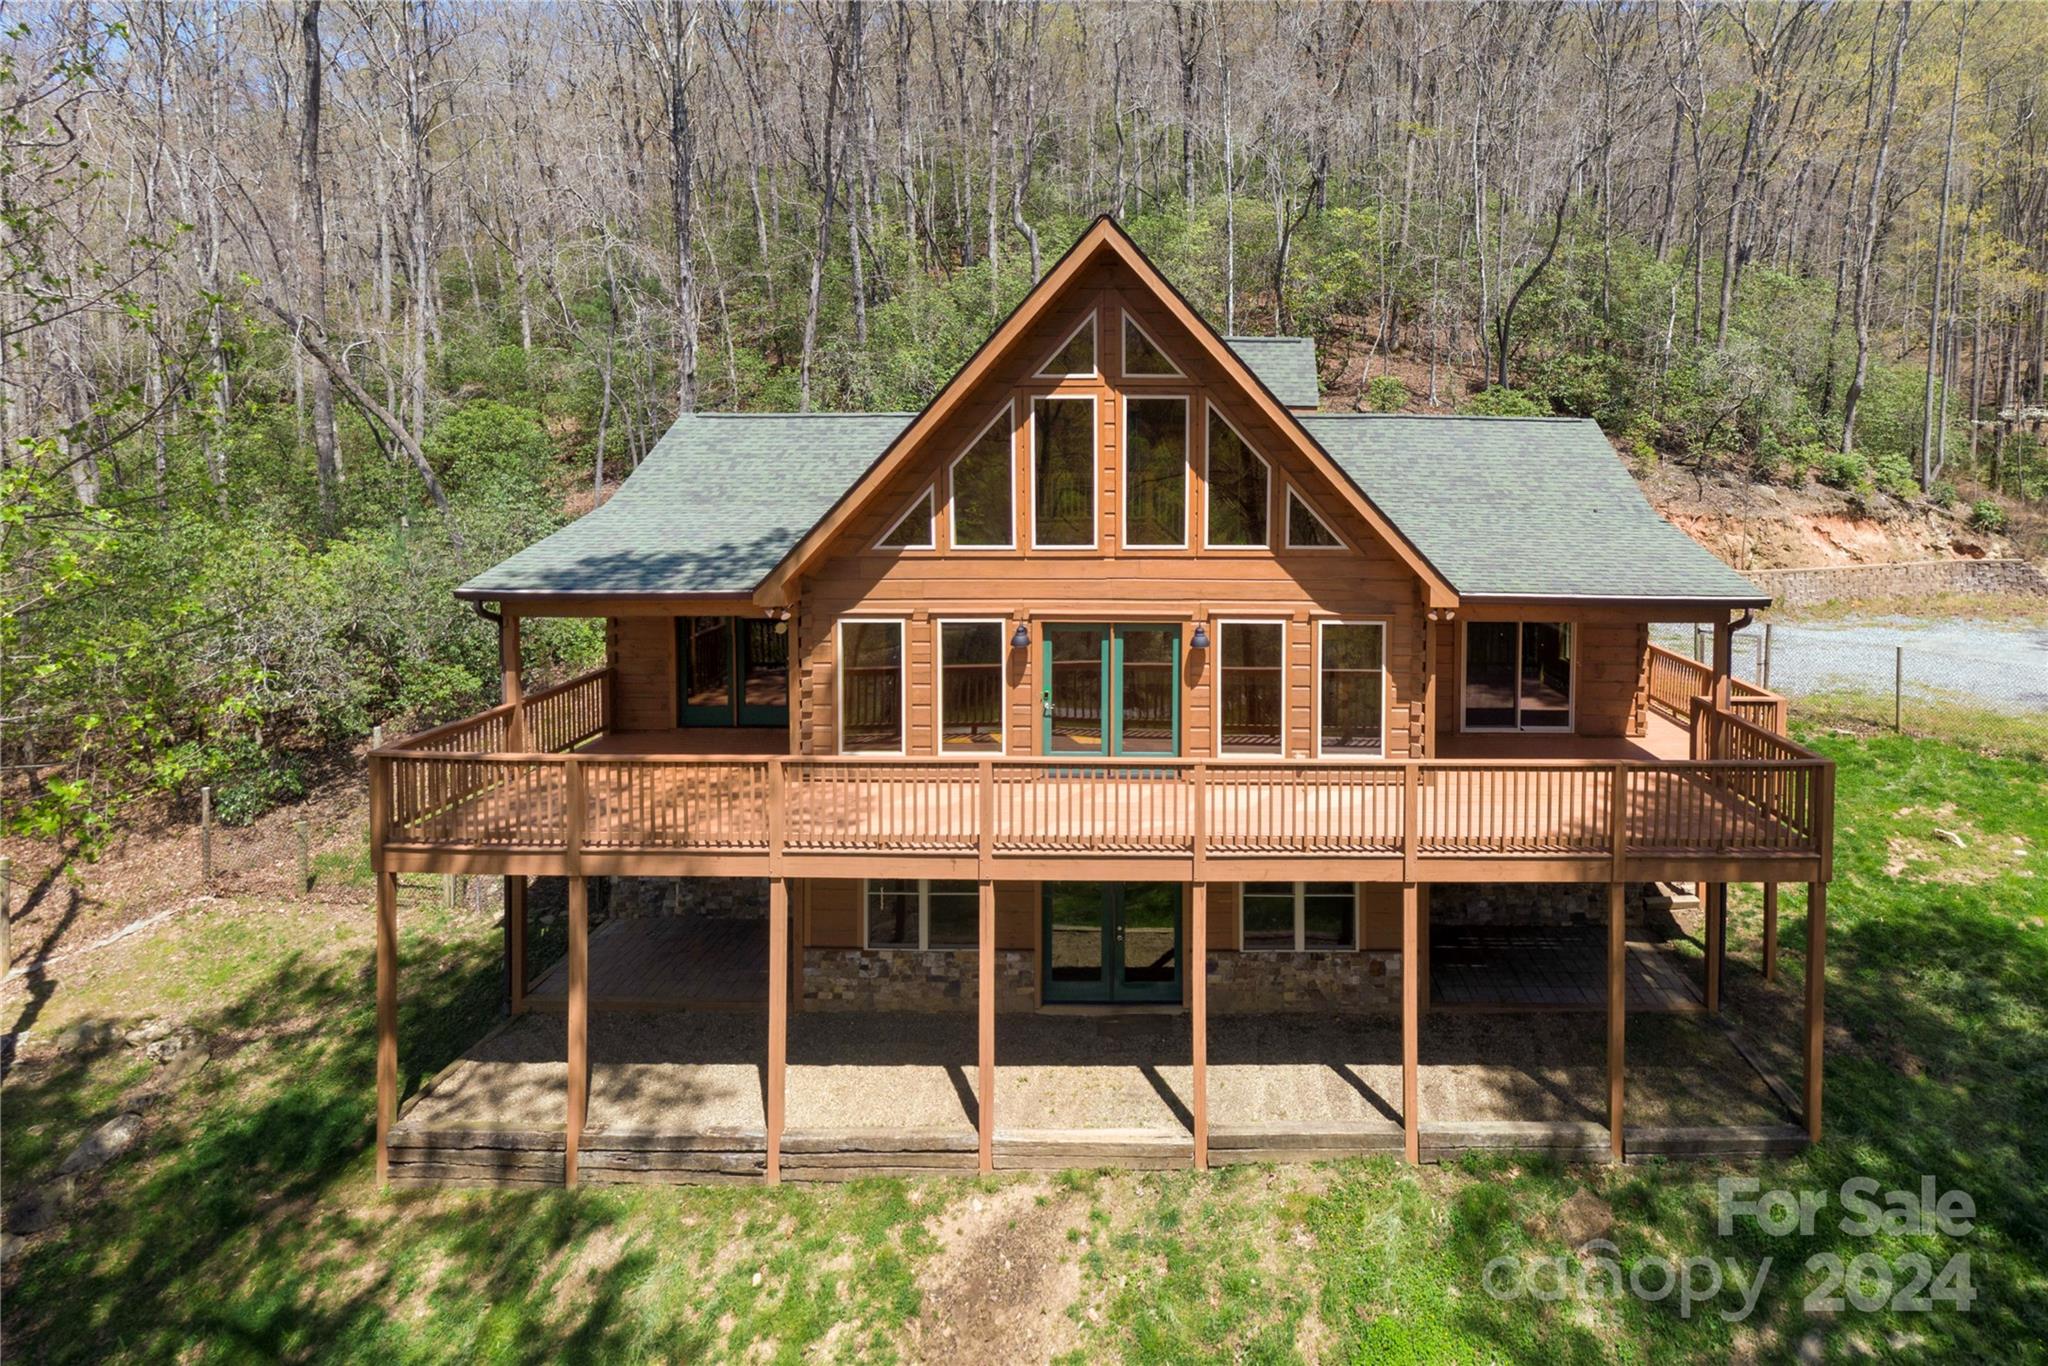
[6,1,2047,846]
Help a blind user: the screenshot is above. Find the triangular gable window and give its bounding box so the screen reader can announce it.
[876,486,936,550]
[1037,312,1096,377]
[1285,488,1344,549]
[1122,313,1183,377]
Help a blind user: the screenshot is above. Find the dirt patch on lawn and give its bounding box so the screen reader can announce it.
[905,1179,1086,1364]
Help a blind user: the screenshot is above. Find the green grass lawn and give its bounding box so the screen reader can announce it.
[3,734,2045,1362]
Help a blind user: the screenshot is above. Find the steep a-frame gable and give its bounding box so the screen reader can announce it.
[753,217,1454,607]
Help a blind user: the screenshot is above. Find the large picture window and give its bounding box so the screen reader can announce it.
[1032,396,1096,547]
[1123,396,1187,548]
[1218,620,1285,754]
[865,879,979,950]
[1204,405,1269,548]
[1241,883,1357,952]
[1317,621,1386,757]
[838,619,904,752]
[1463,621,1573,731]
[939,619,1005,753]
[949,410,1013,549]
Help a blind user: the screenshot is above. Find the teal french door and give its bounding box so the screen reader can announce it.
[678,617,790,728]
[1040,623,1181,757]
[1041,883,1183,1003]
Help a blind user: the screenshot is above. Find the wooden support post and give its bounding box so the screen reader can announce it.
[1190,881,1208,1170]
[506,875,527,1012]
[1401,882,1420,1164]
[501,612,526,750]
[766,875,789,1184]
[1711,617,1734,708]
[199,786,214,885]
[375,869,398,1187]
[1805,882,1827,1144]
[1761,883,1779,983]
[977,878,995,1174]
[565,875,588,1187]
[1704,883,1724,1013]
[1190,763,1209,1170]
[1607,881,1626,1164]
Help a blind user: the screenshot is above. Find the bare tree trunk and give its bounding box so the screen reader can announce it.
[1842,3,1910,456]
[299,0,340,526]
[1921,4,1969,487]
[800,2,853,412]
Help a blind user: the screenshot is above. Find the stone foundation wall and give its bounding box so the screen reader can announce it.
[1207,951,1401,1013]
[1745,557,2048,606]
[802,948,1037,1013]
[1429,882,1654,929]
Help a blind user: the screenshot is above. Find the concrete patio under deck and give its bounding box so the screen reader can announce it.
[389,1006,1798,1184]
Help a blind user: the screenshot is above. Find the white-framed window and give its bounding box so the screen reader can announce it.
[938,617,1006,753]
[864,878,980,951]
[875,486,936,550]
[1121,312,1184,377]
[1216,618,1286,755]
[1122,393,1188,549]
[1240,882,1358,952]
[948,407,1015,550]
[1462,620,1574,732]
[1316,619,1386,758]
[1203,401,1270,549]
[837,618,906,754]
[1283,488,1344,550]
[1031,394,1098,548]
[1036,311,1098,378]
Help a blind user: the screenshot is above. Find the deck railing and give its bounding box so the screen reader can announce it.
[1646,643,1788,734]
[373,707,1831,871]
[381,669,611,840]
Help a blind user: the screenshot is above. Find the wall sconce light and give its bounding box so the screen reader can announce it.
[1010,621,1031,650]
[1190,623,1210,650]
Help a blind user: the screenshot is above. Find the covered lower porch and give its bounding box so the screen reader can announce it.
[387,1005,1802,1186]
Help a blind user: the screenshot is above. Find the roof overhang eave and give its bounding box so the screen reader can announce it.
[1456,591,1773,614]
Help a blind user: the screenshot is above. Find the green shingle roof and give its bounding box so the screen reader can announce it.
[458,413,916,596]
[460,395,1764,607]
[1301,415,1769,604]
[1225,337,1319,408]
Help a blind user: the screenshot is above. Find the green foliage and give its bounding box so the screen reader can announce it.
[1969,499,2008,533]
[1815,447,1867,491]
[1931,480,1959,508]
[1873,450,1919,498]
[204,737,309,826]
[1363,374,1409,413]
[1456,385,1551,417]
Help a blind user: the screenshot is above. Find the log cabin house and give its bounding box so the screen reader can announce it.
[370,218,1831,1186]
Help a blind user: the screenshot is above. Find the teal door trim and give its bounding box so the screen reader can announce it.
[1041,622,1181,759]
[679,617,790,729]
[1039,883,1184,1004]
[1041,623,1110,757]
[735,619,790,728]
[1109,624,1182,759]
[678,618,736,727]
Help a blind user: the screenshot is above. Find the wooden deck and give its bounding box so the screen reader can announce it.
[374,713,1830,886]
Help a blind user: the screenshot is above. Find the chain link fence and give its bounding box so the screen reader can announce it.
[1652,618,2048,758]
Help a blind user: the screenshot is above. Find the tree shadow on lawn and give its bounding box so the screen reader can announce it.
[1419,833,2048,1360]
[0,929,714,1363]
